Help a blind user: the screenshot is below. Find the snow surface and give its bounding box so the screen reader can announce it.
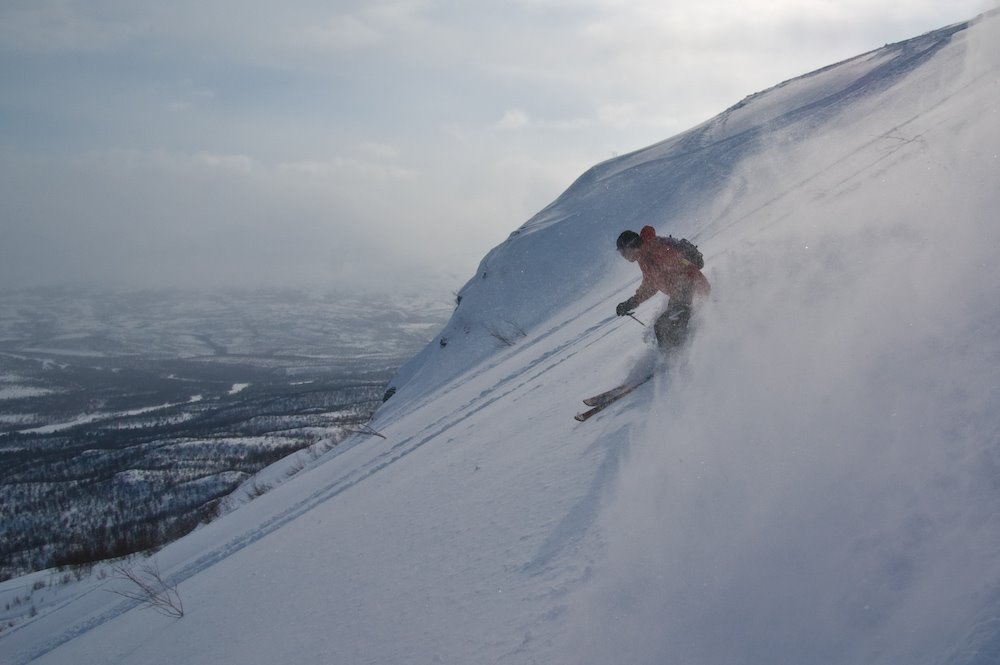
[3,11,1000,665]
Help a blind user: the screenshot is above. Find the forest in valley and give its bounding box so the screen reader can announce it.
[0,288,450,582]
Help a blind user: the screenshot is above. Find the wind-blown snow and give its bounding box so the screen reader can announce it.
[2,11,999,665]
[570,17,1000,663]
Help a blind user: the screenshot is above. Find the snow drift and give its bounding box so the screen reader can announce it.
[3,10,1000,665]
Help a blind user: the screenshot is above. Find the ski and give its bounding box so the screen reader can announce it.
[575,374,653,422]
[582,373,654,406]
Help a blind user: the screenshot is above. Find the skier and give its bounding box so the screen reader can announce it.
[575,226,710,421]
[615,226,710,353]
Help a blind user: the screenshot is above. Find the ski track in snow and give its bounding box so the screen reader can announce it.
[379,283,634,422]
[702,65,996,248]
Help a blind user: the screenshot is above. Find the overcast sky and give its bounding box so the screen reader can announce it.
[0,0,993,296]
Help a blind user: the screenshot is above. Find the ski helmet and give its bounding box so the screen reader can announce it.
[616,230,641,251]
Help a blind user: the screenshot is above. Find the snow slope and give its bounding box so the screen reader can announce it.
[3,11,1000,665]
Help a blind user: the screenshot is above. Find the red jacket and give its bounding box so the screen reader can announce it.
[632,226,710,305]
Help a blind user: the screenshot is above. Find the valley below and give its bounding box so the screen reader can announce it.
[0,287,450,583]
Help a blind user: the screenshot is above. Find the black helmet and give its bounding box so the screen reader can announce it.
[616,230,641,251]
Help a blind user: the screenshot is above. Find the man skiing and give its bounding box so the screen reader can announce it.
[615,225,710,352]
[574,226,710,421]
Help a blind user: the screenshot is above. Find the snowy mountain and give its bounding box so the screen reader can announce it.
[3,11,1000,665]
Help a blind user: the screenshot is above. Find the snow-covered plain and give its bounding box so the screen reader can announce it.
[3,11,1000,665]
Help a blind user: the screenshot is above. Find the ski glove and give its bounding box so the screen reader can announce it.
[616,299,637,317]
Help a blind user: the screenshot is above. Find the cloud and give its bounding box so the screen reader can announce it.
[358,141,400,160]
[0,2,139,53]
[294,0,439,54]
[303,14,384,50]
[196,152,258,173]
[277,156,416,180]
[495,109,531,130]
[597,103,638,129]
[495,109,605,132]
[167,82,217,113]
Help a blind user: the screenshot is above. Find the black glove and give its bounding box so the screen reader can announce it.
[616,299,636,317]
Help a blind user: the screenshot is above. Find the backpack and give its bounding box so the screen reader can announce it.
[664,235,704,269]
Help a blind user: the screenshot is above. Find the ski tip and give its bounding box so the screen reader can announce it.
[574,413,587,422]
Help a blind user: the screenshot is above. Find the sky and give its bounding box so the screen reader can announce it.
[0,0,993,297]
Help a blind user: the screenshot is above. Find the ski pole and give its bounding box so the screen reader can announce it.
[628,313,645,326]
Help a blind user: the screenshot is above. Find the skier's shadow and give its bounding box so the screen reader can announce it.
[522,354,673,576]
